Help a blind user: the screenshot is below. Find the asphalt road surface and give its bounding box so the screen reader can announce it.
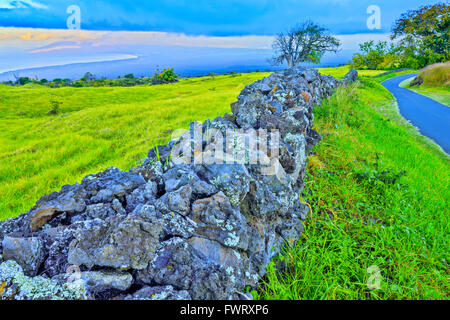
[382,74,450,154]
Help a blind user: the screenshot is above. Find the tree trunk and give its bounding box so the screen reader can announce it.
[287,57,294,68]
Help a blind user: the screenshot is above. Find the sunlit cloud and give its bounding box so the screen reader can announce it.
[0,27,104,44]
[1,27,392,54]
[90,31,275,50]
[0,27,274,50]
[20,32,52,40]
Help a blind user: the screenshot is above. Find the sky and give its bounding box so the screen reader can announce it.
[0,0,441,78]
[0,0,439,35]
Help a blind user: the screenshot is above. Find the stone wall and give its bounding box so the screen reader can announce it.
[0,67,341,300]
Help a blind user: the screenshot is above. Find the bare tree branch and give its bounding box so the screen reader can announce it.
[270,21,341,67]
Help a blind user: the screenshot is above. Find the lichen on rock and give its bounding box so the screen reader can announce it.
[0,260,87,300]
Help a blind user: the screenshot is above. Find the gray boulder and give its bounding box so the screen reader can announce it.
[28,183,87,231]
[191,192,249,250]
[2,236,45,276]
[68,214,164,270]
[343,69,358,83]
[125,285,191,300]
[410,76,424,87]
[54,270,133,294]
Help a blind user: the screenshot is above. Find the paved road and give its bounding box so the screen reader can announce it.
[382,74,450,154]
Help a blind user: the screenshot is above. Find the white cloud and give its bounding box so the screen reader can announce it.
[0,0,48,10]
[0,27,392,55]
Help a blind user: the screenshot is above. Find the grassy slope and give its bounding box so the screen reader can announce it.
[399,77,450,107]
[0,73,270,220]
[257,76,449,300]
[418,62,450,87]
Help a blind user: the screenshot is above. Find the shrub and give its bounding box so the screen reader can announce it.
[397,55,421,70]
[47,100,62,115]
[83,72,96,81]
[226,71,239,77]
[151,68,179,84]
[17,77,31,85]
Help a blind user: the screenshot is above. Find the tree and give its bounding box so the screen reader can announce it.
[271,21,341,67]
[391,3,449,67]
[17,77,31,85]
[83,72,96,81]
[350,41,400,70]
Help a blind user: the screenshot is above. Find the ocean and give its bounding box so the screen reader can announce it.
[0,45,354,81]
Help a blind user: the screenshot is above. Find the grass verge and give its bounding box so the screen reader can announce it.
[256,76,449,300]
[399,77,450,106]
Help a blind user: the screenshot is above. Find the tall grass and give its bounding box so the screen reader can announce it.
[256,77,449,300]
[418,62,450,87]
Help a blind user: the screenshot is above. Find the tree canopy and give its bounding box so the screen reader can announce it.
[271,21,341,68]
[351,3,449,70]
[392,3,449,67]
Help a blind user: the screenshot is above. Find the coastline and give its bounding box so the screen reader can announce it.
[0,54,139,79]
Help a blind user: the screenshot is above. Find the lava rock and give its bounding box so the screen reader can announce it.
[1,236,45,276]
[343,69,358,83]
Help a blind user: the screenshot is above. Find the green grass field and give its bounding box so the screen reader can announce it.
[0,72,270,220]
[1,67,448,300]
